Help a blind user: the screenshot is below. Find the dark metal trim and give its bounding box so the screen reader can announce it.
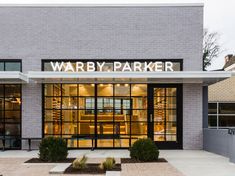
[147,84,183,149]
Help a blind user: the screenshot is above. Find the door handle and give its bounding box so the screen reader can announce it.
[150,114,153,122]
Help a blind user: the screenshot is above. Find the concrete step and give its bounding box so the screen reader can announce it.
[106,171,121,176]
[49,163,71,174]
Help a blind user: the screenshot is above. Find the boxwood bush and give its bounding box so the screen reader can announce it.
[130,138,159,161]
[39,137,68,162]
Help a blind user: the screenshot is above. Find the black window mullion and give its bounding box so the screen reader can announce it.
[129,84,132,148]
[94,84,97,148]
[113,83,114,148]
[164,88,167,141]
[60,84,62,138]
[3,85,5,142]
[77,84,79,148]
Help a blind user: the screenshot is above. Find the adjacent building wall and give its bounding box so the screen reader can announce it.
[0,5,203,149]
[209,77,235,102]
[203,128,229,157]
[204,128,235,163]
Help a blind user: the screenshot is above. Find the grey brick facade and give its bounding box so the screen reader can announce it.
[0,5,203,149]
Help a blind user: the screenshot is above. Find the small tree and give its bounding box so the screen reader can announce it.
[203,29,221,70]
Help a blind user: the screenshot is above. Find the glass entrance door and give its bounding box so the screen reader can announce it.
[148,84,182,149]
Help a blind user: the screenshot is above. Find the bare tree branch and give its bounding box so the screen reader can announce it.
[203,29,222,70]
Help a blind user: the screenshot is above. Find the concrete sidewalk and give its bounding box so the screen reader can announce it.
[160,150,235,176]
[1,150,235,176]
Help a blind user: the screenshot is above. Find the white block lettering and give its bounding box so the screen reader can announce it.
[154,62,163,71]
[87,62,95,72]
[76,62,84,72]
[50,62,64,72]
[114,62,122,71]
[133,62,142,72]
[144,62,153,72]
[97,62,105,71]
[165,61,174,71]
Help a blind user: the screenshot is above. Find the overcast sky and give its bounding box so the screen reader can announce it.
[0,0,234,70]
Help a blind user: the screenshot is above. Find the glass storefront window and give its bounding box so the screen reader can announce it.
[62,97,78,109]
[44,84,61,96]
[5,85,21,97]
[208,115,217,127]
[42,81,180,148]
[219,116,235,127]
[5,62,21,71]
[208,103,235,128]
[79,84,95,96]
[219,103,235,114]
[208,103,217,114]
[131,84,147,96]
[114,84,130,96]
[97,84,113,96]
[43,83,152,148]
[153,87,177,142]
[0,84,21,149]
[62,84,78,96]
[0,62,4,71]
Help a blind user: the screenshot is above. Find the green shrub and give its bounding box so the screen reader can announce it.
[100,157,116,170]
[130,138,159,162]
[72,155,88,170]
[39,137,68,162]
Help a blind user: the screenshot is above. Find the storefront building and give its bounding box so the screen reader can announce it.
[0,4,231,150]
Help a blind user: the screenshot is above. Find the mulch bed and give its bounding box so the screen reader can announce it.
[121,158,167,163]
[24,158,76,163]
[64,163,121,174]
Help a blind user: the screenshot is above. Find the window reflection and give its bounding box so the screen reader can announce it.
[5,62,21,71]
[0,84,21,149]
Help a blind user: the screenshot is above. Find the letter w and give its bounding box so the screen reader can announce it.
[50,62,64,71]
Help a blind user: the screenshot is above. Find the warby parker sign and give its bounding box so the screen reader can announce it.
[50,61,174,72]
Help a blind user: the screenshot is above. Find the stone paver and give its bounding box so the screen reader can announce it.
[122,163,184,176]
[49,163,71,174]
[0,158,184,176]
[0,158,103,176]
[106,171,121,176]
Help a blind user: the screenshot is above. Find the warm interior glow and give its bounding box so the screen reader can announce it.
[44,84,177,148]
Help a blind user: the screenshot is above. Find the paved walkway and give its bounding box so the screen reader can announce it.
[0,158,183,176]
[0,150,235,176]
[161,150,235,176]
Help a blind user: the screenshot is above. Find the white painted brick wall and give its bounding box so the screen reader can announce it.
[183,84,203,149]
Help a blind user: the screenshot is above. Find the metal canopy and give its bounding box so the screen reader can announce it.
[0,71,28,84]
[27,71,232,85]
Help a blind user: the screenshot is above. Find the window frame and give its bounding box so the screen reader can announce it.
[0,59,22,150]
[0,59,22,71]
[208,102,235,128]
